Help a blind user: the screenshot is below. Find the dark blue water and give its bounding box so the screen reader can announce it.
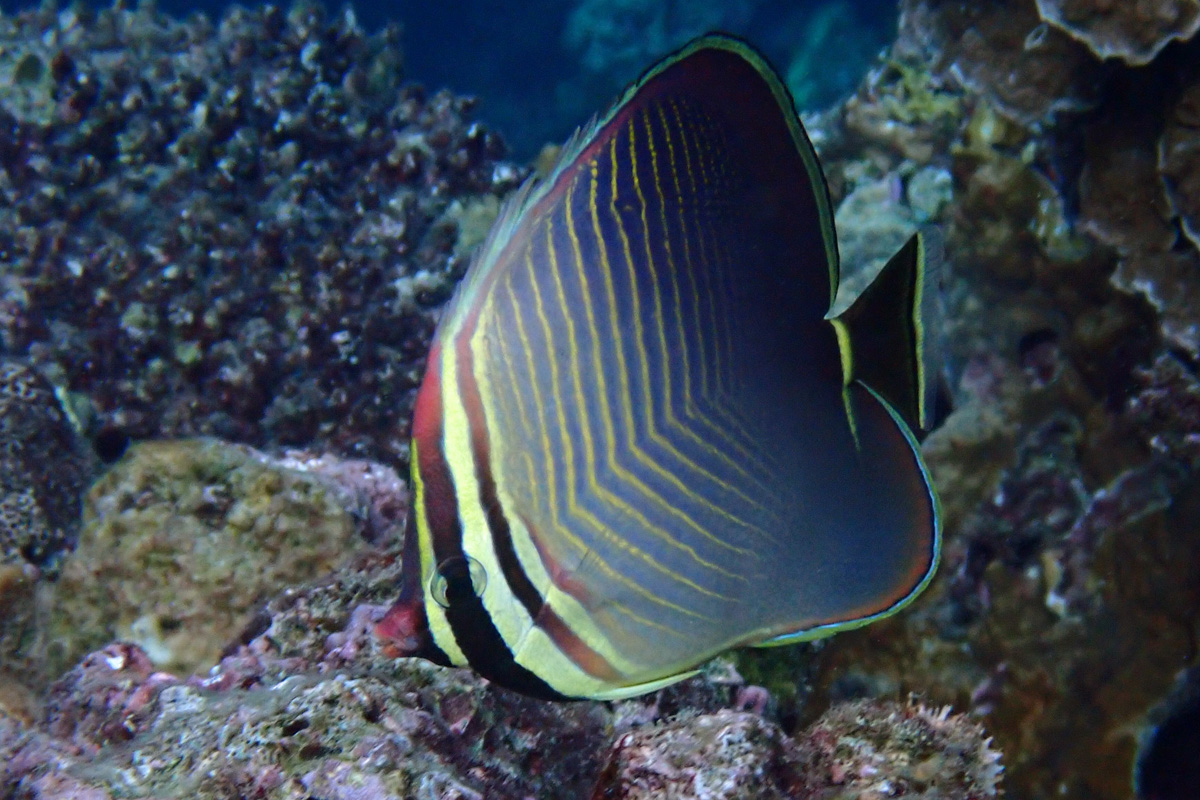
[0,0,895,159]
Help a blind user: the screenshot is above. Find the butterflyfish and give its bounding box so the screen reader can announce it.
[375,34,942,701]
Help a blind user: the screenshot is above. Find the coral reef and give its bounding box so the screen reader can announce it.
[6,0,1200,796]
[839,56,964,166]
[1,627,1003,800]
[10,636,614,799]
[0,360,98,688]
[0,360,97,570]
[1078,75,1200,357]
[773,5,1200,799]
[593,710,804,800]
[791,701,1003,800]
[809,416,1200,798]
[896,0,1200,361]
[34,438,384,681]
[592,701,1001,800]
[1035,0,1200,65]
[896,0,1105,124]
[0,1,517,464]
[1,470,1006,800]
[269,448,409,547]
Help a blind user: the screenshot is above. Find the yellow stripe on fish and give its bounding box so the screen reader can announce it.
[375,33,942,700]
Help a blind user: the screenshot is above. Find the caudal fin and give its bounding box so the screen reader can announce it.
[829,229,942,434]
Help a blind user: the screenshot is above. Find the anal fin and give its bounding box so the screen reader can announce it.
[587,670,701,701]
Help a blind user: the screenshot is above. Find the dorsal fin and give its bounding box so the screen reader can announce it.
[444,34,843,333]
[830,228,943,432]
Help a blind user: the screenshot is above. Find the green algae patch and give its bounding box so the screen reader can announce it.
[43,439,364,678]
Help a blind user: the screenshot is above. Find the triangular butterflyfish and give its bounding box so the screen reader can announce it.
[375,34,942,701]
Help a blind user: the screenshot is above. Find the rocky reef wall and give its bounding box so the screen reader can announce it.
[776,2,1200,798]
[4,0,1200,797]
[0,0,515,465]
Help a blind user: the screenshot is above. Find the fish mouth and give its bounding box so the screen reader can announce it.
[374,599,430,658]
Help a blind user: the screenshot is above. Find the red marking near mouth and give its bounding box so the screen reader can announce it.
[374,600,429,657]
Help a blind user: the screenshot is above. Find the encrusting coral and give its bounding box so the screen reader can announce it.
[0,361,96,570]
[38,438,382,680]
[0,360,98,692]
[776,4,1200,798]
[1035,0,1200,65]
[0,1,517,465]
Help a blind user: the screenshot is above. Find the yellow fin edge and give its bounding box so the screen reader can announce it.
[587,669,702,701]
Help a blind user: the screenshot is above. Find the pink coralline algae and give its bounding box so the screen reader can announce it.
[3,577,616,798]
[43,642,180,751]
[592,702,1002,800]
[2,634,1006,800]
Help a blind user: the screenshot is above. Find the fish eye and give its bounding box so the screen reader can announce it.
[430,555,487,608]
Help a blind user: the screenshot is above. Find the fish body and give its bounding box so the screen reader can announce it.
[376,34,941,700]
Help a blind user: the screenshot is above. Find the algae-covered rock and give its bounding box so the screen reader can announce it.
[0,2,517,465]
[594,709,805,799]
[0,466,1008,800]
[0,361,98,570]
[16,637,614,799]
[43,439,366,678]
[593,701,1002,800]
[0,360,99,687]
[4,559,617,800]
[792,701,1004,799]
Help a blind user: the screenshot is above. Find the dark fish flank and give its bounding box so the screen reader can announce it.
[376,35,941,700]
